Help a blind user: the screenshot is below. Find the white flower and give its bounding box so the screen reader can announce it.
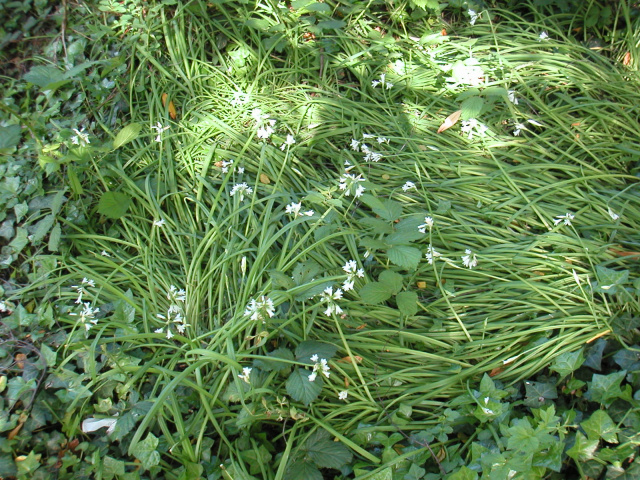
[168,285,186,302]
[608,207,619,221]
[372,73,393,89]
[286,202,301,216]
[338,390,348,400]
[339,173,366,198]
[425,245,441,264]
[71,128,90,146]
[377,136,389,144]
[572,269,581,285]
[153,219,166,227]
[257,124,275,139]
[280,134,296,151]
[342,260,364,291]
[241,256,247,275]
[238,367,252,383]
[513,123,525,136]
[151,122,170,142]
[230,90,249,106]
[460,118,489,140]
[237,167,245,174]
[402,181,416,192]
[70,302,99,331]
[303,210,314,216]
[418,216,434,233]
[81,417,117,434]
[507,90,518,105]
[230,183,253,202]
[310,354,319,363]
[244,296,275,323]
[308,355,331,381]
[221,160,233,173]
[553,212,574,226]
[539,31,549,41]
[320,286,344,316]
[350,138,360,151]
[461,248,478,269]
[100,250,111,257]
[469,9,479,25]
[308,371,318,382]
[251,108,266,123]
[71,277,95,304]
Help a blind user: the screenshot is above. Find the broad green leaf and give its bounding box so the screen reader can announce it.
[447,465,478,480]
[286,368,323,405]
[244,18,271,30]
[583,339,606,370]
[612,348,640,371]
[0,454,17,477]
[367,467,392,480]
[550,348,584,378]
[40,344,57,367]
[0,125,21,152]
[566,432,599,461]
[98,192,131,219]
[387,245,422,270]
[47,223,61,252]
[295,341,337,362]
[316,19,345,29]
[103,456,125,479]
[7,377,36,408]
[31,214,55,245]
[269,270,296,289]
[506,417,539,452]
[253,348,294,372]
[373,199,403,222]
[23,65,70,90]
[131,433,161,470]
[384,228,422,245]
[524,380,557,407]
[241,445,272,475]
[582,410,619,443]
[360,194,385,212]
[110,412,136,441]
[482,86,508,97]
[113,290,136,323]
[291,0,313,8]
[15,451,40,477]
[585,370,626,406]
[305,2,331,12]
[594,265,629,294]
[461,96,484,120]
[359,282,392,304]
[378,270,403,294]
[285,458,322,480]
[292,260,321,286]
[359,217,394,234]
[396,291,418,316]
[405,463,426,480]
[113,123,142,149]
[305,430,352,469]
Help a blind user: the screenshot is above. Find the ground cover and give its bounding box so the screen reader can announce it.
[2,1,640,478]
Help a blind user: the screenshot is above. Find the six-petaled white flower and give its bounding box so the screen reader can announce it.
[308,354,331,382]
[553,212,574,226]
[230,183,253,202]
[461,118,489,140]
[153,219,166,227]
[342,260,365,291]
[320,286,343,316]
[539,31,549,41]
[513,123,525,136]
[280,134,296,151]
[507,90,518,105]
[372,73,393,89]
[70,302,100,331]
[468,9,479,25]
[461,248,478,269]
[244,296,275,323]
[339,173,366,198]
[338,390,348,400]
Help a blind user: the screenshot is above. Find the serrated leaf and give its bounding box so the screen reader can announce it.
[359,217,394,234]
[373,199,403,222]
[359,282,392,304]
[506,417,539,452]
[367,467,393,480]
[269,270,296,290]
[378,270,403,294]
[447,466,478,480]
[23,65,70,90]
[286,368,323,405]
[295,341,337,362]
[98,192,131,219]
[461,96,484,120]
[113,123,142,149]
[253,348,294,372]
[387,245,422,270]
[566,432,599,461]
[582,410,619,443]
[131,433,160,470]
[285,458,322,480]
[550,348,584,378]
[305,430,353,469]
[396,291,418,316]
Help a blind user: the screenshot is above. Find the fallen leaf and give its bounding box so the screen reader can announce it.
[441,28,447,36]
[337,356,363,363]
[437,110,461,134]
[15,353,27,370]
[259,173,271,184]
[381,174,390,180]
[623,51,631,66]
[587,329,610,343]
[416,281,427,289]
[161,93,177,120]
[489,367,504,377]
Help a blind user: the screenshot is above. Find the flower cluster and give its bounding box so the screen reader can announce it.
[252,108,276,140]
[244,296,275,323]
[151,122,170,142]
[155,285,189,339]
[71,128,90,146]
[461,249,478,269]
[70,302,100,331]
[230,182,253,202]
[461,118,489,140]
[342,260,364,291]
[553,212,575,226]
[238,367,252,383]
[425,244,441,265]
[418,216,434,233]
[285,202,314,217]
[320,286,343,317]
[350,134,389,163]
[230,90,250,107]
[339,173,366,198]
[371,73,393,89]
[72,277,95,304]
[308,354,330,382]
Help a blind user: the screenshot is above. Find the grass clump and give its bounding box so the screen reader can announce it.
[2,1,640,479]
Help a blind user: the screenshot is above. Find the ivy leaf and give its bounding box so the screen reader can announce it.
[396,291,418,316]
[387,245,422,270]
[112,290,136,324]
[305,430,352,469]
[110,412,136,441]
[131,433,161,470]
[550,349,584,378]
[405,463,426,480]
[295,341,337,363]
[581,410,619,443]
[103,456,125,479]
[113,123,142,149]
[98,192,131,219]
[566,432,599,461]
[0,125,21,152]
[286,368,323,405]
[359,282,392,304]
[583,339,606,370]
[585,371,626,406]
[447,465,479,480]
[524,380,557,407]
[506,417,539,452]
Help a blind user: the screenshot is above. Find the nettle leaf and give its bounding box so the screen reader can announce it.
[360,194,385,212]
[253,348,294,372]
[98,192,131,219]
[373,199,403,222]
[594,265,629,294]
[585,370,626,406]
[566,431,599,461]
[269,270,295,290]
[23,65,70,90]
[396,291,418,316]
[581,410,619,443]
[292,260,321,286]
[460,96,484,120]
[359,282,392,304]
[286,368,323,405]
[387,245,422,270]
[113,123,142,149]
[285,458,322,480]
[131,433,161,470]
[305,429,353,469]
[295,340,337,363]
[550,348,584,378]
